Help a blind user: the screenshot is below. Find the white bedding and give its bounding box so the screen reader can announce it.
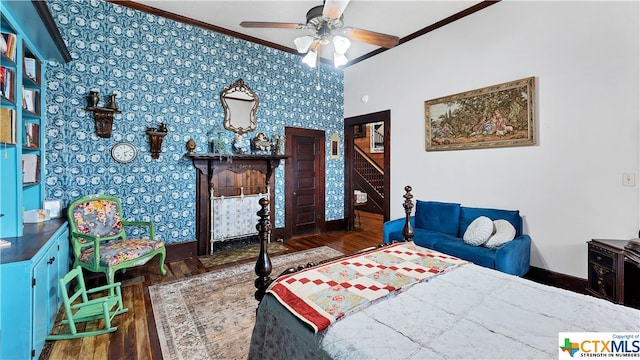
[249,263,640,359]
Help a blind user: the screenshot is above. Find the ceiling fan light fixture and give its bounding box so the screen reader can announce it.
[302,49,318,68]
[333,52,348,67]
[332,35,351,54]
[294,35,314,53]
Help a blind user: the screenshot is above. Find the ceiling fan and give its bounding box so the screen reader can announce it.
[240,0,399,68]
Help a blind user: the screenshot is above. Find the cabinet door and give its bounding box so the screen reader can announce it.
[32,243,56,360]
[587,245,618,302]
[588,262,616,301]
[53,228,69,316]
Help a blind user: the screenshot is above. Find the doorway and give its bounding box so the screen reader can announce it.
[284,127,326,238]
[344,110,391,229]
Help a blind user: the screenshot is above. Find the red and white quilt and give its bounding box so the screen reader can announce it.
[266,242,469,332]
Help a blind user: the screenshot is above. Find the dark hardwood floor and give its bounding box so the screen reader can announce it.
[41,211,384,360]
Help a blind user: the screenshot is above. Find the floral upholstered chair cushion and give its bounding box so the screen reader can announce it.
[78,238,165,267]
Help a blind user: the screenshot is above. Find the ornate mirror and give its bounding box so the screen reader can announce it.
[220,79,259,135]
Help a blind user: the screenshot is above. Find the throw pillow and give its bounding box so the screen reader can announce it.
[462,216,494,246]
[485,219,516,249]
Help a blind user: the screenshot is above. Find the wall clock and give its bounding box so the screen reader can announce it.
[111,142,137,164]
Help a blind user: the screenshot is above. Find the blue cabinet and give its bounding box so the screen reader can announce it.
[0,220,69,360]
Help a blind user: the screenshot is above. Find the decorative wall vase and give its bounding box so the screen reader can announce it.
[106,94,118,110]
[87,91,99,108]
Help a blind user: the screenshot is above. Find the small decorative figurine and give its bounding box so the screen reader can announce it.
[251,132,271,154]
[157,123,168,133]
[273,135,285,155]
[231,134,249,154]
[186,139,196,154]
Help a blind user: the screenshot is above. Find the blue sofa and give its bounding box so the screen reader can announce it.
[383,200,531,276]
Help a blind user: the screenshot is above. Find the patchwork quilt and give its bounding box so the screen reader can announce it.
[266,242,468,332]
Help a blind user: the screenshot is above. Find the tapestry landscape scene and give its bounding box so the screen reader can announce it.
[425,77,535,151]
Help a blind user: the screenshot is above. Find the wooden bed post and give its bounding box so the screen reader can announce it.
[402,185,415,241]
[254,197,272,302]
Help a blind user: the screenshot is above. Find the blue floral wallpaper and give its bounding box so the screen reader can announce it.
[44,0,345,243]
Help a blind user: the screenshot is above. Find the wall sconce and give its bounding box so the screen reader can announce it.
[146,123,168,159]
[85,91,121,138]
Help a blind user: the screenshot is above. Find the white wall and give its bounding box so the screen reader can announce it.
[344,1,639,278]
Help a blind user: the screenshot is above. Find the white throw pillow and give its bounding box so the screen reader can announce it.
[485,219,516,249]
[463,216,494,246]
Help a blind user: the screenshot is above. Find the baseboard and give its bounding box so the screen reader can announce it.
[523,265,588,295]
[165,240,197,262]
[326,219,347,231]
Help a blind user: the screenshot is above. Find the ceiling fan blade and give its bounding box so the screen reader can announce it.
[345,28,399,48]
[240,21,303,29]
[322,0,350,20]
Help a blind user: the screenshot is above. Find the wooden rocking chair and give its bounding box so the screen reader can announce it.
[46,266,128,340]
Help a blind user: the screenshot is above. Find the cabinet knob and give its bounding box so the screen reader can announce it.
[596,255,602,261]
[47,256,56,265]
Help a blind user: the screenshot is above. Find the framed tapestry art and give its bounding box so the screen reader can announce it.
[425,77,536,151]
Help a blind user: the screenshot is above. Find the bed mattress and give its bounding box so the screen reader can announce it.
[249,262,640,359]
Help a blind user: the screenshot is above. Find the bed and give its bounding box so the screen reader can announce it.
[249,189,640,359]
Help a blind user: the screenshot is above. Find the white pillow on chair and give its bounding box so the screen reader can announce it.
[484,219,516,249]
[463,216,494,246]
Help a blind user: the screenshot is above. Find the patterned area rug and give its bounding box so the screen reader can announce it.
[149,246,343,360]
[198,242,287,267]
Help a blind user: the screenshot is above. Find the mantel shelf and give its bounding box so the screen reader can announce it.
[186,153,288,161]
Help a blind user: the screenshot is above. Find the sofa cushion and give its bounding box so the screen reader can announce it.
[459,206,522,238]
[432,238,496,269]
[412,228,461,249]
[415,200,461,237]
[463,216,494,246]
[485,219,516,249]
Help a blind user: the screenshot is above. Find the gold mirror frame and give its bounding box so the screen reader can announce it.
[220,79,259,135]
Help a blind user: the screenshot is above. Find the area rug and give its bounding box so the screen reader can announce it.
[198,241,287,268]
[149,246,343,360]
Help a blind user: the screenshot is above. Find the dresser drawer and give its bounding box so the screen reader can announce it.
[589,247,615,269]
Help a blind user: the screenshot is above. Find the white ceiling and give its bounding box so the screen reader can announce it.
[130,0,483,65]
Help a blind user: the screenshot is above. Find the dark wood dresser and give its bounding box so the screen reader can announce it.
[587,239,640,309]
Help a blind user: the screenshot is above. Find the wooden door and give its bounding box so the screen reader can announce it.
[285,127,325,237]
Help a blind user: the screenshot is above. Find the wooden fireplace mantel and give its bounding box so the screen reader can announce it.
[187,153,288,256]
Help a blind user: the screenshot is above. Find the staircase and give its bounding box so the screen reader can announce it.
[353,146,384,214]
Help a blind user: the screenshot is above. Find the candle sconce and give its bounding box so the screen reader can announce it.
[85,91,121,138]
[146,123,168,159]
